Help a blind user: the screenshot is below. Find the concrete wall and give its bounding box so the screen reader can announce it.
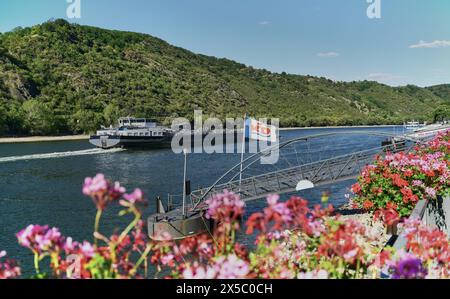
[392,196,450,252]
[423,196,450,236]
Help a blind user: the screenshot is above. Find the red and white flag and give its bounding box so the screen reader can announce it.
[248,118,278,142]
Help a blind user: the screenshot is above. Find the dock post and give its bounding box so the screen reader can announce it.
[182,148,188,218]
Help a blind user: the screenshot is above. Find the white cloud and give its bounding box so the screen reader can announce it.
[258,21,270,26]
[367,73,403,82]
[409,40,450,49]
[317,52,339,58]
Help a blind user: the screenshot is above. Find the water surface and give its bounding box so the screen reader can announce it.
[0,126,403,275]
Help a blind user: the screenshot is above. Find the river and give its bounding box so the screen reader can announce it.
[0,126,406,275]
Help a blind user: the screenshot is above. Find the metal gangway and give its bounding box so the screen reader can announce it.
[149,129,447,240]
[185,131,423,211]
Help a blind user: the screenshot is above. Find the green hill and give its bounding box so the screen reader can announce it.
[0,19,448,136]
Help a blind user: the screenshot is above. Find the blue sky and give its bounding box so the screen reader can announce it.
[1,0,449,87]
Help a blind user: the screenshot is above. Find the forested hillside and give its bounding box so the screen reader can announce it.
[0,19,448,136]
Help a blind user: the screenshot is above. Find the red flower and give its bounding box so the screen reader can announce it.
[425,170,435,177]
[403,169,414,177]
[390,174,409,188]
[351,183,362,194]
[386,202,398,210]
[362,200,374,210]
[382,208,400,226]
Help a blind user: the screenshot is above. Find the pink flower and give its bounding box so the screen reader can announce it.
[308,220,325,237]
[83,174,109,196]
[181,255,249,279]
[160,254,175,266]
[343,248,359,262]
[63,237,77,253]
[205,190,245,221]
[80,241,95,258]
[298,269,329,279]
[267,230,291,240]
[266,195,292,223]
[213,255,249,279]
[82,174,126,210]
[425,187,437,199]
[412,180,424,187]
[17,225,64,254]
[0,251,21,279]
[183,263,217,279]
[123,188,146,205]
[63,238,95,261]
[267,194,280,206]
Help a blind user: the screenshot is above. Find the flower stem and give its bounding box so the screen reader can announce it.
[94,209,102,246]
[130,244,152,277]
[118,215,140,245]
[34,252,40,274]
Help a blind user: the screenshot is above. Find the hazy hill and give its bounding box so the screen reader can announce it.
[0,19,448,135]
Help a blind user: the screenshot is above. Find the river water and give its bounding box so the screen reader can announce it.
[0,126,405,275]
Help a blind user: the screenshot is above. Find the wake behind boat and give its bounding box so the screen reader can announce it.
[89,117,174,149]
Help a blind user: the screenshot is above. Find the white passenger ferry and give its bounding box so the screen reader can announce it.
[89,117,174,149]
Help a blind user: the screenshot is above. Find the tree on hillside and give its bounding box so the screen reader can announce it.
[70,109,104,134]
[434,105,450,122]
[0,104,7,134]
[103,103,121,126]
[22,100,55,135]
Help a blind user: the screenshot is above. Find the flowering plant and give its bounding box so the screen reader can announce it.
[245,195,381,279]
[1,169,449,279]
[15,174,151,279]
[386,218,450,278]
[151,192,450,279]
[351,131,450,225]
[0,251,21,279]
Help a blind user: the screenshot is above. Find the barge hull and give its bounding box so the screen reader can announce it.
[89,135,172,149]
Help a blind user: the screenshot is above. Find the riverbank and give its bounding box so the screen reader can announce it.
[0,125,400,144]
[279,125,398,131]
[0,135,90,144]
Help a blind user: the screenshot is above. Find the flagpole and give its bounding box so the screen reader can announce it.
[239,113,247,186]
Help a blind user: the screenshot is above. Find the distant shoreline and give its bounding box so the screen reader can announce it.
[279,124,398,131]
[0,125,401,144]
[0,135,90,144]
